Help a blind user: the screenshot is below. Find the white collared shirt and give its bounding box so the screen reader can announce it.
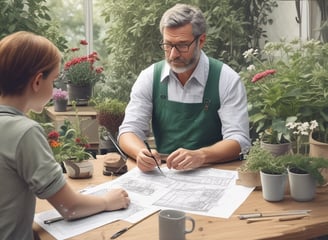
[119,51,251,153]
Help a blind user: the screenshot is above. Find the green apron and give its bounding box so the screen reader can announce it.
[152,58,223,154]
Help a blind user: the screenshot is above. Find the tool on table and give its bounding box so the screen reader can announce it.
[44,216,65,224]
[110,210,160,239]
[101,130,128,162]
[144,140,165,176]
[239,209,311,220]
[246,214,309,223]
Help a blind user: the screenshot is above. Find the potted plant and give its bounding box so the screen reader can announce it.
[91,97,127,152]
[61,40,106,105]
[259,118,295,157]
[258,157,287,202]
[278,154,328,201]
[238,140,287,201]
[45,120,94,178]
[309,121,328,160]
[240,39,328,155]
[52,88,68,112]
[237,140,273,188]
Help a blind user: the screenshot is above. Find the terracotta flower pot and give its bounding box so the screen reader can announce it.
[236,169,261,189]
[309,133,328,183]
[260,141,292,157]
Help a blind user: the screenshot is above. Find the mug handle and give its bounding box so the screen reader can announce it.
[185,216,195,234]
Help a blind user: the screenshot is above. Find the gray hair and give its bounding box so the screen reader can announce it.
[159,4,206,37]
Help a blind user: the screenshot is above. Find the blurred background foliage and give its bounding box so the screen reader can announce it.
[0,0,278,102]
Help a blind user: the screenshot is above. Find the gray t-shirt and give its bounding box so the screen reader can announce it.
[0,105,66,240]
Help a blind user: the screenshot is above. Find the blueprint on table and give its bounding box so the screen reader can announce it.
[108,167,254,218]
[34,166,254,239]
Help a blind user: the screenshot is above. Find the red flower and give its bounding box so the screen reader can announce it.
[71,48,80,52]
[95,66,104,74]
[80,40,88,45]
[48,131,60,140]
[252,69,276,83]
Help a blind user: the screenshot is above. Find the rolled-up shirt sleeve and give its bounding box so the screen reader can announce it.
[118,65,155,140]
[218,64,251,154]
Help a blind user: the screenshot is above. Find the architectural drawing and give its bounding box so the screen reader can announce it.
[154,186,225,212]
[35,166,254,239]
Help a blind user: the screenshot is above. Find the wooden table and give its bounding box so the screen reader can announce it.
[33,159,328,240]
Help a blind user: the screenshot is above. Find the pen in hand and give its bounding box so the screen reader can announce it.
[143,140,165,176]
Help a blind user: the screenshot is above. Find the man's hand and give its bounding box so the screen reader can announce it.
[166,148,205,170]
[136,148,161,172]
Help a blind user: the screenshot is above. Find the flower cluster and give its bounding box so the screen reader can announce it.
[286,120,318,154]
[46,120,92,163]
[240,39,328,144]
[52,88,68,101]
[63,40,105,87]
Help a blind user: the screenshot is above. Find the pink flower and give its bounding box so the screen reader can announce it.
[95,66,104,74]
[52,88,68,100]
[80,40,88,45]
[252,69,276,83]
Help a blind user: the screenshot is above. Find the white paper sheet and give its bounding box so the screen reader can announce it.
[34,167,254,239]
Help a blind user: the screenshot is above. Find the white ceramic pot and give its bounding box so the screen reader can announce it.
[260,171,287,202]
[288,168,316,202]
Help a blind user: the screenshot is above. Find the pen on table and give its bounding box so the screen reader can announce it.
[110,210,160,239]
[239,209,311,220]
[44,216,64,224]
[246,214,308,224]
[144,140,165,176]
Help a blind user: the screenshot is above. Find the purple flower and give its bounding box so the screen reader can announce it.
[52,88,68,101]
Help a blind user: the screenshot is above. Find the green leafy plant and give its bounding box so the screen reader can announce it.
[0,0,67,51]
[259,117,296,144]
[240,39,328,143]
[101,0,278,102]
[241,140,286,174]
[278,154,328,185]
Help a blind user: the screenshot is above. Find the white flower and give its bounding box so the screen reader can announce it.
[309,120,318,130]
[242,48,258,59]
[247,64,256,71]
[286,120,319,136]
[286,120,318,154]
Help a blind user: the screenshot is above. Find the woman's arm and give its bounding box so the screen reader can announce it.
[47,183,130,220]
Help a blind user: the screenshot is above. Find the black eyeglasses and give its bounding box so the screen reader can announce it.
[159,36,199,53]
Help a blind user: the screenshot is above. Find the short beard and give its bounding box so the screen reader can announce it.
[167,45,200,74]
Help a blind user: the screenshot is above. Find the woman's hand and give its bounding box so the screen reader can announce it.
[103,188,130,211]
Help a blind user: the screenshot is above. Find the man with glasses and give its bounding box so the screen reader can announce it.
[118,4,250,172]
